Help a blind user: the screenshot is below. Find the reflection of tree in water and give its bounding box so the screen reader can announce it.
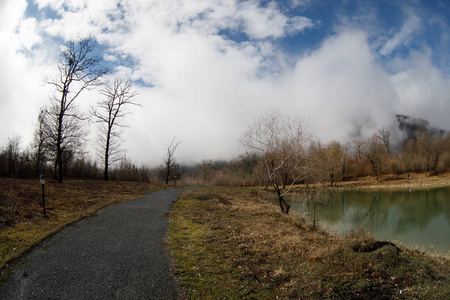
[304,190,336,229]
[394,187,450,234]
[312,192,344,224]
[311,191,390,232]
[290,191,342,225]
[348,192,390,233]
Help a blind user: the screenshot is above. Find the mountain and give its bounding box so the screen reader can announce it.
[395,114,447,141]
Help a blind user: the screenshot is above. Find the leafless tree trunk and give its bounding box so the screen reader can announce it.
[159,137,181,185]
[92,78,139,180]
[46,36,107,182]
[33,110,50,176]
[241,110,311,214]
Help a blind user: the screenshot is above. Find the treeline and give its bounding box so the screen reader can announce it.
[1,126,449,185]
[0,137,168,183]
[191,127,450,187]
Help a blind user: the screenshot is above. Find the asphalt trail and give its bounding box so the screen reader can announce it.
[0,188,197,300]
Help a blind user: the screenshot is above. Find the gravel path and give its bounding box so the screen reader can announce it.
[0,188,197,299]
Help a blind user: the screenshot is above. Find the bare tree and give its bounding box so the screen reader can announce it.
[241,110,311,214]
[305,139,327,187]
[33,109,51,176]
[325,141,346,186]
[353,135,387,181]
[46,36,107,182]
[376,127,392,155]
[416,132,446,175]
[399,139,417,173]
[5,136,21,177]
[238,151,259,175]
[252,163,269,194]
[198,160,215,184]
[92,78,139,180]
[41,97,86,180]
[159,137,181,185]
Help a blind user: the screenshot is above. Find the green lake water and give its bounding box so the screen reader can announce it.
[287,186,450,257]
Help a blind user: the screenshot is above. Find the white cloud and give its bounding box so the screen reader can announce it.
[238,1,288,39]
[286,16,314,35]
[0,0,53,148]
[379,13,422,56]
[280,30,398,141]
[390,50,450,130]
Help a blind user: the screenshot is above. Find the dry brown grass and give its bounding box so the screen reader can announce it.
[0,178,163,271]
[169,187,450,299]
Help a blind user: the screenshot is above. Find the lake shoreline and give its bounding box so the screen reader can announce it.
[313,172,450,191]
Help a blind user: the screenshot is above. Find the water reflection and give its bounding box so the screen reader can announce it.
[289,187,450,256]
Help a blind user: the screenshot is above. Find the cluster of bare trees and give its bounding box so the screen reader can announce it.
[0,135,97,179]
[32,37,139,182]
[352,129,450,180]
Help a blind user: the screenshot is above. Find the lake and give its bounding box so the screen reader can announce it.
[287,186,450,257]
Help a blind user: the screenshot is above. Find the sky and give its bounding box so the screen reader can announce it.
[1,0,449,167]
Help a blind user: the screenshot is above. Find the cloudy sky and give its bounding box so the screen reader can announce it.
[1,0,449,166]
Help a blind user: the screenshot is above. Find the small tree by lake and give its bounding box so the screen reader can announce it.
[241,110,313,214]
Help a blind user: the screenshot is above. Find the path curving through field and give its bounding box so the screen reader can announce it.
[0,188,197,299]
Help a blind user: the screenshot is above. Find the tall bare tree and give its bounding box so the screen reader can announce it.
[41,101,85,180]
[241,110,311,214]
[92,78,139,180]
[46,36,107,182]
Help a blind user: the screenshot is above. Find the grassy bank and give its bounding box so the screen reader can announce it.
[0,178,162,272]
[169,188,449,299]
